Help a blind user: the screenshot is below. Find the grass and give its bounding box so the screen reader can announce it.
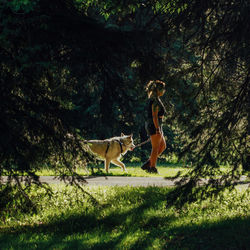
[35,163,247,181]
[0,185,249,249]
[36,163,190,177]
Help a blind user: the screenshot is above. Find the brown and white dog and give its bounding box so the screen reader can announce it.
[86,133,135,173]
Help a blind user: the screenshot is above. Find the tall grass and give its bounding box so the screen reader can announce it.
[0,185,249,249]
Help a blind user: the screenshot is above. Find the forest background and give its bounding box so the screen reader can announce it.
[0,0,249,206]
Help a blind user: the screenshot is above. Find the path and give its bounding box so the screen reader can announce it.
[44,176,178,186]
[1,176,249,187]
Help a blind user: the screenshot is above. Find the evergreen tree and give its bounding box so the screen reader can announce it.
[162,0,250,206]
[0,0,249,208]
[0,0,169,205]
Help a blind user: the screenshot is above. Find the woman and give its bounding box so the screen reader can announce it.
[141,80,167,173]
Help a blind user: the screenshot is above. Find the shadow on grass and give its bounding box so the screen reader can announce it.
[0,188,249,249]
[88,170,132,177]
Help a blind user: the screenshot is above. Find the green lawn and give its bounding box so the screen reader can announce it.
[36,163,196,177]
[0,185,249,249]
[35,163,239,179]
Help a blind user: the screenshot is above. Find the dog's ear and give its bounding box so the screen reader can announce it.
[121,133,124,137]
[130,133,133,138]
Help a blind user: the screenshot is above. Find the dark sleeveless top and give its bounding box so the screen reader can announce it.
[147,97,165,124]
[145,97,165,135]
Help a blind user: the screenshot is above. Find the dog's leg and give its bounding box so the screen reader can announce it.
[105,158,111,173]
[111,159,127,172]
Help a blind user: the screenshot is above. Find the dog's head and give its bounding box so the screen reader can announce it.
[121,133,135,151]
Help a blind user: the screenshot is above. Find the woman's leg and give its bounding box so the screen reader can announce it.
[149,134,161,167]
[158,135,166,156]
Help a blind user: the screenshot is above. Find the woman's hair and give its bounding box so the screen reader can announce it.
[146,80,165,98]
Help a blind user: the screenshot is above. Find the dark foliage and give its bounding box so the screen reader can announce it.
[0,0,249,208]
[0,0,170,207]
[163,0,250,206]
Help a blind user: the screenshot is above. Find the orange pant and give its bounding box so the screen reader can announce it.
[149,133,166,167]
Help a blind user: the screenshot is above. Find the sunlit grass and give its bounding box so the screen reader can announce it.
[0,185,249,249]
[35,163,191,177]
[35,163,241,178]
[84,164,190,177]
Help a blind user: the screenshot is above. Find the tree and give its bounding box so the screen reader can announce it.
[0,0,249,209]
[0,0,171,207]
[0,0,91,208]
[162,0,250,206]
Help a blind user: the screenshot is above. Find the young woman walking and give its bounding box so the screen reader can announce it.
[141,80,167,173]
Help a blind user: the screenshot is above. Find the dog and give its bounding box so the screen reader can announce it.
[86,133,135,173]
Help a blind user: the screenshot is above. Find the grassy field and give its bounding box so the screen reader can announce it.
[35,163,190,177]
[35,163,234,178]
[0,185,249,249]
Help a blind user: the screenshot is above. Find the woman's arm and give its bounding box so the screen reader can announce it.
[152,103,160,134]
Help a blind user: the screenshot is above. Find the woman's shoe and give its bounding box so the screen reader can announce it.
[141,160,150,171]
[149,167,158,174]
